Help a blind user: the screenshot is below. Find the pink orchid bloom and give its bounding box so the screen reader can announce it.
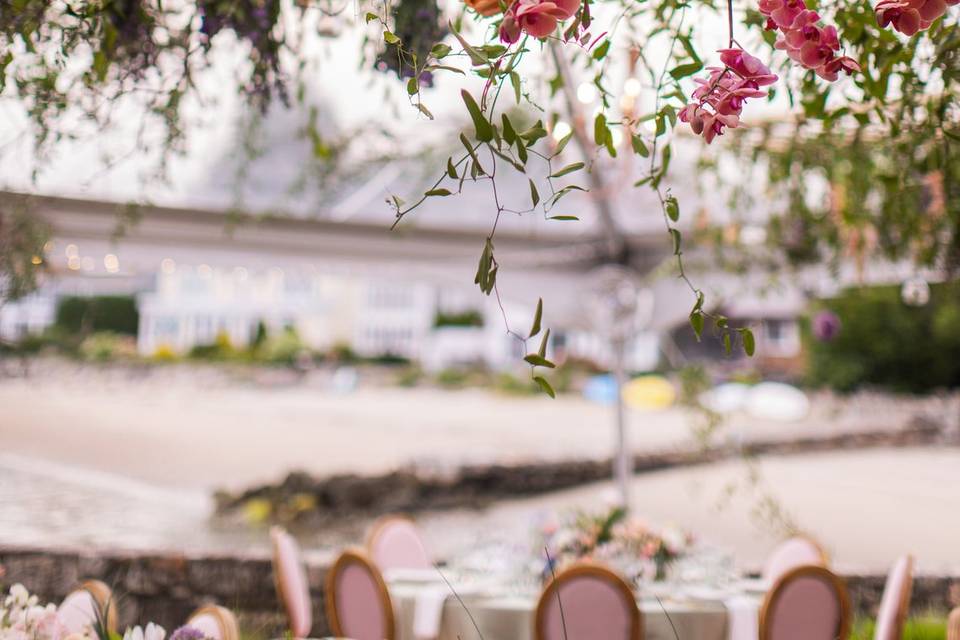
[682,47,777,144]
[875,0,955,34]
[498,0,581,43]
[759,0,860,82]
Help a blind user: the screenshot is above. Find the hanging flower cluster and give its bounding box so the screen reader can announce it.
[198,0,286,110]
[679,49,778,143]
[759,0,860,81]
[499,0,581,43]
[875,0,957,35]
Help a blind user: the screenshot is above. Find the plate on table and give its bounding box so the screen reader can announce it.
[734,578,771,595]
[678,586,732,603]
[383,568,445,584]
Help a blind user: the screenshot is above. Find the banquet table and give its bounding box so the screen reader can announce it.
[385,575,764,640]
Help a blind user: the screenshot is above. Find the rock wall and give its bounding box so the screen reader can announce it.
[3,545,958,635]
[216,419,948,526]
[0,546,334,637]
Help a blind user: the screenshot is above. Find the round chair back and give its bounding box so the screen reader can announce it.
[873,556,913,640]
[366,515,431,572]
[325,549,396,640]
[763,536,829,583]
[58,580,117,635]
[534,562,642,640]
[759,565,851,640]
[186,605,240,640]
[947,606,960,640]
[270,526,313,638]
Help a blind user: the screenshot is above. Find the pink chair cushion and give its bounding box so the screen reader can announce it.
[766,575,842,640]
[271,528,313,638]
[187,614,222,640]
[58,591,99,634]
[874,556,912,640]
[334,562,389,640]
[763,538,825,583]
[540,575,636,640]
[370,520,431,571]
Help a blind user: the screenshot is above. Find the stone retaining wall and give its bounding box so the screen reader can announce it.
[3,546,958,636]
[217,419,948,525]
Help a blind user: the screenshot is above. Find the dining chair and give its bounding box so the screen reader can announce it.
[762,535,830,583]
[759,565,852,640]
[534,561,642,640]
[185,605,240,640]
[947,606,960,640]
[873,555,914,640]
[58,579,117,635]
[270,526,313,639]
[366,514,432,572]
[324,548,396,640]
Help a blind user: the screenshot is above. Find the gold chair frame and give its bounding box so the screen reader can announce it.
[324,548,396,640]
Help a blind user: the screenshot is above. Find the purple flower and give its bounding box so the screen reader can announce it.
[169,626,206,640]
[812,310,841,341]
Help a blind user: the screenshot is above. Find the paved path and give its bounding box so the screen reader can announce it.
[0,361,953,491]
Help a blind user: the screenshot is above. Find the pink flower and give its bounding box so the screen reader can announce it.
[876,0,956,34]
[681,48,777,144]
[758,0,860,81]
[499,0,581,43]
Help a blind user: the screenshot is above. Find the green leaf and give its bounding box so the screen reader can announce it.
[446,157,458,179]
[690,312,704,341]
[407,77,419,95]
[459,133,484,173]
[723,332,732,355]
[461,90,493,142]
[519,122,548,143]
[670,228,682,254]
[669,62,703,80]
[631,134,649,157]
[592,40,611,61]
[431,43,452,58]
[533,376,556,398]
[548,215,580,221]
[365,11,378,22]
[529,298,543,337]
[740,328,756,356]
[529,179,540,207]
[554,131,574,155]
[416,103,434,119]
[510,71,522,103]
[550,162,584,178]
[538,327,551,357]
[523,354,556,368]
[501,114,517,145]
[665,196,679,222]
[593,113,608,146]
[425,188,452,196]
[383,31,400,44]
[451,25,488,66]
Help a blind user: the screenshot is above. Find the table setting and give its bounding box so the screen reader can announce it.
[381,506,766,640]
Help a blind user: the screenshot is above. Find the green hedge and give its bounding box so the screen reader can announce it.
[806,283,960,393]
[55,296,139,336]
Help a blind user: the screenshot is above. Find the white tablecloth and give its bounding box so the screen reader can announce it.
[388,580,762,640]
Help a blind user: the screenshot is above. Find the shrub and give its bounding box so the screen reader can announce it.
[79,332,137,361]
[152,344,178,362]
[189,331,236,360]
[434,309,484,328]
[55,296,139,336]
[260,327,305,365]
[806,283,960,393]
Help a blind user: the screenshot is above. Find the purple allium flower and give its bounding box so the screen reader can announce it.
[812,310,841,341]
[169,626,206,640]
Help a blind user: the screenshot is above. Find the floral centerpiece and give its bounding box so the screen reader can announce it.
[1,584,211,640]
[538,506,693,582]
